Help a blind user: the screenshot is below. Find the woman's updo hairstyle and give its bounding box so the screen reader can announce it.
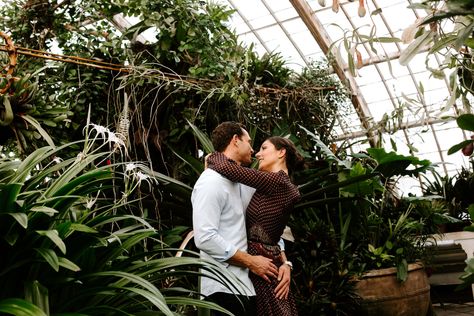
[266,136,305,175]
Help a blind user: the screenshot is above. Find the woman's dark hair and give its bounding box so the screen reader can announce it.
[267,136,305,175]
[211,121,246,152]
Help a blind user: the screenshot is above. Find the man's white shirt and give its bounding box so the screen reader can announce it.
[192,168,256,296]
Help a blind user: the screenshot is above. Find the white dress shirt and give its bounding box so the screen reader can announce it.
[192,168,256,296]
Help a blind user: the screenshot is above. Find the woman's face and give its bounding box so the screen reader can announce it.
[255,140,285,171]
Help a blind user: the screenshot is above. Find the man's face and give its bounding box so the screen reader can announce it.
[235,129,254,166]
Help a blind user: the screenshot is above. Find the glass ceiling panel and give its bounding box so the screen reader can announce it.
[256,25,287,43]
[367,99,396,122]
[405,52,432,73]
[443,151,470,174]
[376,60,412,79]
[238,33,267,55]
[227,14,251,34]
[232,1,272,30]
[215,0,466,184]
[285,27,320,56]
[274,7,299,20]
[256,26,306,69]
[398,177,422,196]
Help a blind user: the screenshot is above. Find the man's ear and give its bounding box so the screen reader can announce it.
[232,134,240,146]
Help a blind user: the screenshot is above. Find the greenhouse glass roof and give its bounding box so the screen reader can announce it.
[214,0,471,194]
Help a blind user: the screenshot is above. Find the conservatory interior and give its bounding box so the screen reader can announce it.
[1,0,474,315]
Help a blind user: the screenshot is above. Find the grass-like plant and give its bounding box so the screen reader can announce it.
[0,123,239,315]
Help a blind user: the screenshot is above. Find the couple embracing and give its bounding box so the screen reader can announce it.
[192,121,304,316]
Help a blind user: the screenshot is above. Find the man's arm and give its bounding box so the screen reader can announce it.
[227,250,279,283]
[192,175,278,281]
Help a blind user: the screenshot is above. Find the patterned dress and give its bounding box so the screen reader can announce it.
[207,152,300,316]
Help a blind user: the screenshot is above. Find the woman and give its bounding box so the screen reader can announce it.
[207,136,304,316]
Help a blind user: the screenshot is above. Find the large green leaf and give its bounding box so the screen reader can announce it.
[0,298,47,316]
[21,114,56,149]
[3,228,20,246]
[126,256,249,295]
[429,34,457,54]
[455,19,474,50]
[83,271,173,315]
[29,206,58,217]
[101,271,162,295]
[339,166,384,197]
[11,146,55,183]
[43,152,107,198]
[187,119,214,154]
[300,126,351,168]
[36,230,67,254]
[69,223,98,234]
[168,146,204,175]
[121,287,173,316]
[23,156,78,192]
[166,296,233,315]
[447,139,474,155]
[90,214,155,231]
[104,231,157,263]
[24,281,49,316]
[300,172,379,201]
[8,213,28,228]
[367,148,432,178]
[35,248,59,272]
[0,160,20,183]
[399,31,433,66]
[50,169,112,197]
[58,257,81,272]
[0,183,22,212]
[457,114,474,131]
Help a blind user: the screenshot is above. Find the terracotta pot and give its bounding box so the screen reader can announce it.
[355,263,430,316]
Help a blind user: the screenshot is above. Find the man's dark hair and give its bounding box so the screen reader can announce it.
[211,121,246,152]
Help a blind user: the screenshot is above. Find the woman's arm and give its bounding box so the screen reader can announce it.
[207,152,284,194]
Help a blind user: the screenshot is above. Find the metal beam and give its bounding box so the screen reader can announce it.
[334,116,455,142]
[261,0,309,66]
[289,0,376,146]
[227,0,272,54]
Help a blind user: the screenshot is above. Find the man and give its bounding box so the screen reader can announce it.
[192,121,279,316]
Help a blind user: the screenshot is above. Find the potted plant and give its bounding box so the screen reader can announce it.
[289,130,452,315]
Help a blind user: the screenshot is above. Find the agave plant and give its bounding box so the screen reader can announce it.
[0,123,239,315]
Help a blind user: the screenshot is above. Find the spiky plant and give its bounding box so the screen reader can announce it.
[0,123,239,315]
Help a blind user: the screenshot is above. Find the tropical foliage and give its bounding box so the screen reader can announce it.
[0,122,243,315]
[0,0,352,314]
[0,0,350,227]
[402,0,474,112]
[288,132,452,314]
[1,0,459,315]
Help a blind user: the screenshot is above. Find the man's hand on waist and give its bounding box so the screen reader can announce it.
[227,250,278,283]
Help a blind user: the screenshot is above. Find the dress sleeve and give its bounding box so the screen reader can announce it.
[207,152,285,194]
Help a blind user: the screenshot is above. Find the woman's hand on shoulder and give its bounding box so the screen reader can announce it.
[204,153,211,169]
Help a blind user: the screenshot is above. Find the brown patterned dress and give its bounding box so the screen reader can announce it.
[207,152,300,316]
